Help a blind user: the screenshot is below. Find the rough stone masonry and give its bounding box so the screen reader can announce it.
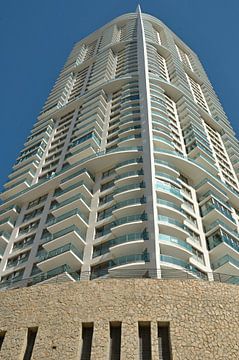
[0,279,238,359]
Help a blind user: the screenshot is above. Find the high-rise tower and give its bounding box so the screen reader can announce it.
[1,7,239,289]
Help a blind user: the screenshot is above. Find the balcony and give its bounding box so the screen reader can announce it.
[115,169,144,184]
[31,264,80,285]
[118,134,142,146]
[152,127,172,143]
[8,162,38,180]
[159,234,192,259]
[60,168,94,189]
[0,205,21,219]
[1,178,31,201]
[47,209,88,234]
[201,198,236,228]
[37,243,83,272]
[212,255,239,275]
[67,144,97,165]
[55,180,92,202]
[93,231,149,258]
[207,230,239,261]
[160,255,205,279]
[42,225,86,252]
[153,136,175,151]
[0,231,11,248]
[155,172,179,187]
[5,169,35,189]
[51,194,90,217]
[157,198,185,221]
[109,232,148,257]
[69,132,100,153]
[112,197,146,217]
[191,153,218,175]
[155,181,182,204]
[158,215,188,239]
[108,252,150,271]
[154,159,180,177]
[111,213,148,235]
[195,178,228,202]
[0,217,15,233]
[114,181,145,201]
[115,157,143,171]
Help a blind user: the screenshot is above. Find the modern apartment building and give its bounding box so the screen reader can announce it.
[1,6,239,289]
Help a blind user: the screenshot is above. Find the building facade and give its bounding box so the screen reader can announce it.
[0,7,239,288]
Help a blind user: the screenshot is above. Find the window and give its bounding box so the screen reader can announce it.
[101,180,115,192]
[80,323,93,360]
[192,248,205,265]
[0,331,6,351]
[13,235,35,250]
[7,251,30,268]
[23,207,44,223]
[109,323,121,360]
[138,323,152,360]
[27,194,47,209]
[23,328,38,360]
[158,324,171,360]
[19,220,39,236]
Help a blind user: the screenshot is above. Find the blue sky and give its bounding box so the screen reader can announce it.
[0,0,239,189]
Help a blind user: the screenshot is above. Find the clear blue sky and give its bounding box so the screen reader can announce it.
[1,0,239,190]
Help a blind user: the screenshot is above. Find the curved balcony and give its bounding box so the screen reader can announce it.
[159,234,192,259]
[1,178,31,201]
[160,255,205,279]
[47,209,88,234]
[207,228,239,261]
[195,178,228,202]
[153,148,239,208]
[152,118,170,132]
[212,255,239,276]
[113,197,146,217]
[93,230,149,258]
[152,127,172,143]
[154,159,179,177]
[118,124,141,137]
[51,194,90,217]
[55,180,92,203]
[113,181,145,201]
[153,138,175,151]
[117,134,142,146]
[32,264,80,285]
[68,132,100,153]
[158,215,188,239]
[155,172,179,187]
[60,168,94,188]
[109,252,150,272]
[115,169,144,185]
[42,225,86,252]
[115,157,143,172]
[67,144,97,165]
[157,199,185,221]
[109,232,149,257]
[155,181,182,204]
[111,213,148,235]
[201,200,236,229]
[37,243,83,272]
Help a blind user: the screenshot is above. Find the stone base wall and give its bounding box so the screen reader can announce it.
[0,279,238,359]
